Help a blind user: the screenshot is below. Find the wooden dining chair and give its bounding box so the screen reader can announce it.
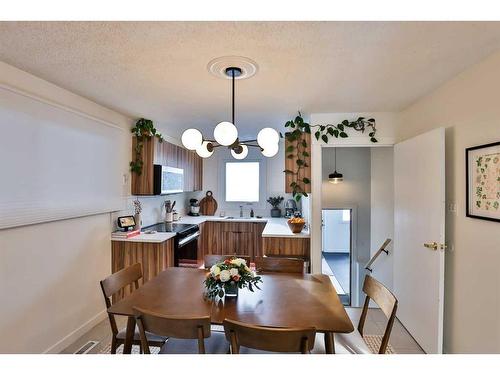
[254,256,304,274]
[336,275,398,354]
[133,307,228,354]
[100,263,167,353]
[223,319,316,354]
[204,254,251,269]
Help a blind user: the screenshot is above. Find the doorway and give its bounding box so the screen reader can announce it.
[322,208,352,306]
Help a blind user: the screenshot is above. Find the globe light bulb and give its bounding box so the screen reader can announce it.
[196,141,214,158]
[214,121,238,146]
[181,128,203,150]
[261,142,279,157]
[257,127,280,149]
[231,145,248,160]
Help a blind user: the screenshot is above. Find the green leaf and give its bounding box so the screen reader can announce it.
[286,145,294,153]
[370,137,378,143]
[296,159,304,166]
[315,131,320,140]
[285,121,292,127]
[302,192,308,197]
[303,177,310,184]
[368,132,375,137]
[320,125,326,131]
[333,129,339,138]
[339,132,348,138]
[294,194,302,202]
[301,139,307,148]
[302,151,310,157]
[287,154,295,159]
[327,127,334,136]
[337,124,344,131]
[295,116,303,125]
[321,134,329,143]
[304,125,311,134]
[342,120,349,126]
[368,118,375,122]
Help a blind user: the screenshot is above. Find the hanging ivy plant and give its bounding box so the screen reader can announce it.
[130,118,164,175]
[283,112,377,201]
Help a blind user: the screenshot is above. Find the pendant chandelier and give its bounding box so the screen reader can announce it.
[329,147,344,184]
[181,66,280,159]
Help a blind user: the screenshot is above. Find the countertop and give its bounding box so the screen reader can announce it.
[112,216,309,243]
[177,215,310,238]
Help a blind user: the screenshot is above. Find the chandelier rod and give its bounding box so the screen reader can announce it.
[231,68,235,125]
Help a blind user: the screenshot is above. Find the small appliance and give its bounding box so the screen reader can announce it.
[284,199,297,218]
[189,198,200,216]
[153,165,184,195]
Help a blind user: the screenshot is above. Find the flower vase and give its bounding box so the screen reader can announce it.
[224,282,239,298]
[134,213,142,231]
[271,207,281,217]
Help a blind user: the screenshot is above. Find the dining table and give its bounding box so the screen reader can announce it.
[107,267,354,354]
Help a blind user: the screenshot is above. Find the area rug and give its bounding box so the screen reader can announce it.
[99,343,160,354]
[363,335,396,354]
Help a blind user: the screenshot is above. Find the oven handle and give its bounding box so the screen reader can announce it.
[178,231,200,247]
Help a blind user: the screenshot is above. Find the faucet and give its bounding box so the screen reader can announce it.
[239,205,243,218]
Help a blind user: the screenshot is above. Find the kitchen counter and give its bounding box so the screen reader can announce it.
[176,215,310,238]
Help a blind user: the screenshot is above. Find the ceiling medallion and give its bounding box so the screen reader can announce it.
[182,61,279,159]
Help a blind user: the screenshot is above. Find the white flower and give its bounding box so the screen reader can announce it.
[230,258,246,266]
[244,265,251,272]
[229,268,239,277]
[210,265,221,276]
[220,270,231,282]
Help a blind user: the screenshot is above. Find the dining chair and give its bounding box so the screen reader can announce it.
[100,263,167,353]
[223,319,316,354]
[336,274,398,354]
[133,307,228,354]
[204,254,251,269]
[254,256,304,274]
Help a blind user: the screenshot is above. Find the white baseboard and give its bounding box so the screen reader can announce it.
[43,309,107,354]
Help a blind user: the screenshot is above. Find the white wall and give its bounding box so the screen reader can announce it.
[398,50,500,353]
[370,147,394,290]
[202,139,294,217]
[0,62,131,353]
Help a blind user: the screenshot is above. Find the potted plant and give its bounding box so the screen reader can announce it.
[204,257,262,299]
[267,196,284,218]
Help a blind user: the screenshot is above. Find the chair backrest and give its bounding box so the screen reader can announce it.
[204,255,251,269]
[358,275,398,354]
[99,263,142,335]
[223,319,315,354]
[133,307,211,354]
[254,256,304,274]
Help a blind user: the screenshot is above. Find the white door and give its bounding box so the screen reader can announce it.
[394,127,446,354]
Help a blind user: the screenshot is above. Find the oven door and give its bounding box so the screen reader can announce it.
[175,230,200,267]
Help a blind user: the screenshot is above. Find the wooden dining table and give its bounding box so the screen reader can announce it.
[107,267,354,354]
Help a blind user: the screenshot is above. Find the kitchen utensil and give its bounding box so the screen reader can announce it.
[165,212,173,223]
[199,191,218,215]
[189,198,200,216]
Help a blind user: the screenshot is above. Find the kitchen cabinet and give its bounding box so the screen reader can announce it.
[111,237,175,302]
[285,132,311,194]
[198,221,266,262]
[262,236,310,258]
[131,136,203,195]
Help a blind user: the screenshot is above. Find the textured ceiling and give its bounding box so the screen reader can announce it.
[1,21,500,138]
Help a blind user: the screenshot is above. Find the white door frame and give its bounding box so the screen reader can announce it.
[310,137,395,303]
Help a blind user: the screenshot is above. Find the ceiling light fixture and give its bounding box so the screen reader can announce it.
[181,65,279,159]
[329,148,344,184]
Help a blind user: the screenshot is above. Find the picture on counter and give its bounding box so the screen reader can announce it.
[466,141,500,222]
[118,215,136,230]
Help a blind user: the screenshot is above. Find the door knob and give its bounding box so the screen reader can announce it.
[423,242,446,250]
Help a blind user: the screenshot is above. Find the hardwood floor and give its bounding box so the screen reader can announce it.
[60,308,425,354]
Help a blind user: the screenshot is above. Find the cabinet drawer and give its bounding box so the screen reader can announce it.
[220,222,253,233]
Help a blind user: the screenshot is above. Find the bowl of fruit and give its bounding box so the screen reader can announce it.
[287,217,306,234]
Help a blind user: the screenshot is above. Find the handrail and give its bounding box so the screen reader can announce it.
[365,238,392,273]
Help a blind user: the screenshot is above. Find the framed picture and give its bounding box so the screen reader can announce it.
[466,141,500,222]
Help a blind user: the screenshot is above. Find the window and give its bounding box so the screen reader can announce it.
[225,162,260,202]
[342,209,351,223]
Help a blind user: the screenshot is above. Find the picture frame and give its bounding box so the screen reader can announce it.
[465,141,500,222]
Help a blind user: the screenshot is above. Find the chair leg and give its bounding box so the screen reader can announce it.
[324,332,335,354]
[110,337,117,354]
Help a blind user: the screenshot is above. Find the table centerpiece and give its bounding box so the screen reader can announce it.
[204,257,262,299]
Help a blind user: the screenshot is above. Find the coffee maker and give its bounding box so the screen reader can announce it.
[284,199,297,218]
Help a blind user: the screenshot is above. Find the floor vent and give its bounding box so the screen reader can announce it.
[74,340,99,354]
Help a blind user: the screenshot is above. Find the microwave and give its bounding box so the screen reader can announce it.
[153,165,184,195]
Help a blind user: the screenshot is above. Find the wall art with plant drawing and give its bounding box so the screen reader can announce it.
[282,112,377,201]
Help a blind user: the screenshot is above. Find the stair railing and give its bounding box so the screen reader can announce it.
[364,238,391,273]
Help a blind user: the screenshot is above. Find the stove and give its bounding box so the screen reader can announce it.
[144,222,200,267]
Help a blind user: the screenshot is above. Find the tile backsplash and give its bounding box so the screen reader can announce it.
[111,191,203,231]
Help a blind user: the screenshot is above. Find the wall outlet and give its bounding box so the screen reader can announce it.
[447,202,457,215]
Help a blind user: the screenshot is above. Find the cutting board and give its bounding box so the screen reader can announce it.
[199,191,218,215]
